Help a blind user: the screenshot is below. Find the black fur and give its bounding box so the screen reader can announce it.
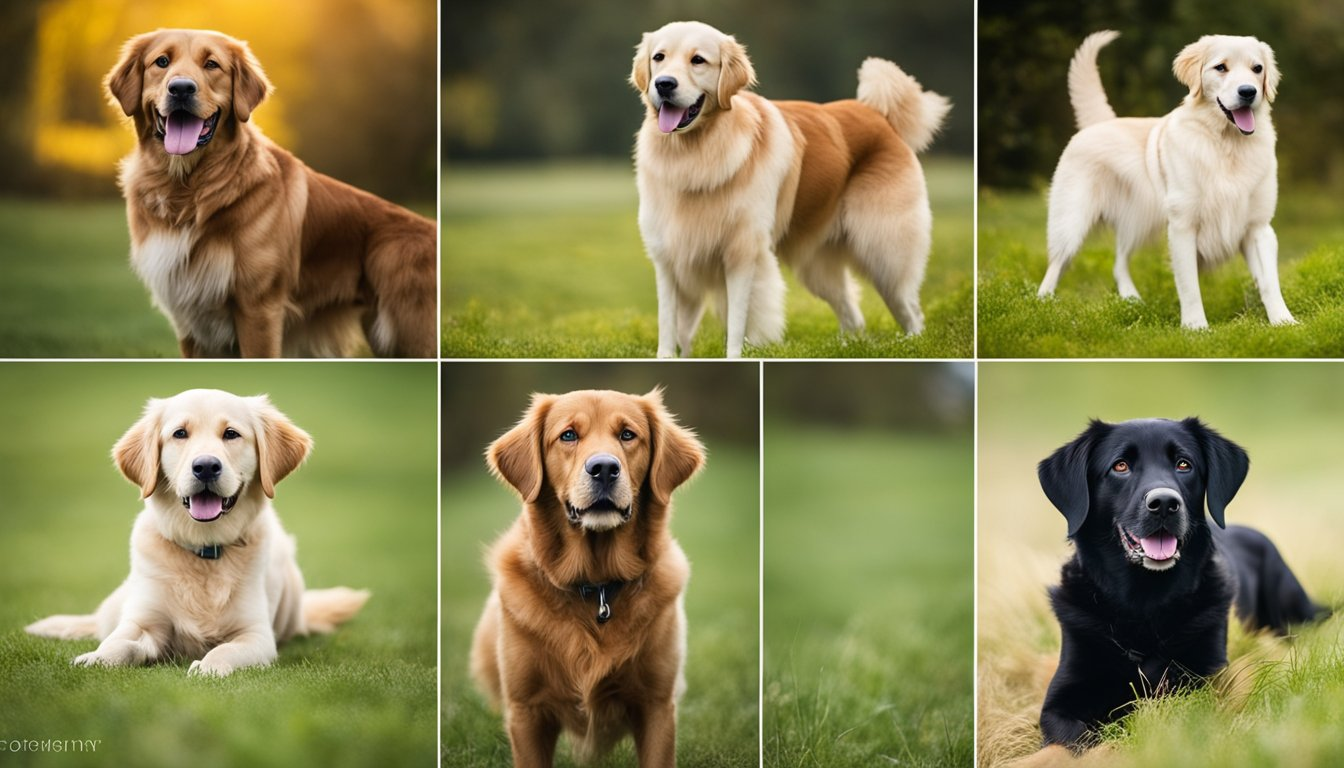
[1036,418,1326,751]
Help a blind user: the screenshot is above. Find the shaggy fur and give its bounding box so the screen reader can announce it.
[26,389,369,677]
[1038,31,1295,329]
[631,21,950,358]
[471,389,705,767]
[106,29,436,358]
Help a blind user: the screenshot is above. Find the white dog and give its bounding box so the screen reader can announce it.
[1038,31,1295,329]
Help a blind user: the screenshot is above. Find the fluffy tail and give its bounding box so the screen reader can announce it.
[25,614,99,640]
[302,587,370,634]
[1069,30,1120,129]
[856,57,950,153]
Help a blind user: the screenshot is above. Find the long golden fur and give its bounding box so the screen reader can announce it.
[631,21,950,358]
[106,29,436,358]
[471,389,705,767]
[26,389,369,677]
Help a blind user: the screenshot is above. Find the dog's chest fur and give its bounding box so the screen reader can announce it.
[132,227,237,352]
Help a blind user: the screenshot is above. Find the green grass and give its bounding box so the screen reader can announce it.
[442,442,760,767]
[977,188,1344,357]
[442,159,973,358]
[764,426,973,767]
[0,363,438,768]
[0,198,435,358]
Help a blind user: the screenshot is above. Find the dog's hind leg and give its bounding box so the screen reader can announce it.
[841,187,930,336]
[676,287,705,358]
[1040,169,1101,297]
[1113,219,1149,300]
[1242,225,1296,325]
[793,246,865,334]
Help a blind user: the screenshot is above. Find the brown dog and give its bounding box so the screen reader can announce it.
[471,389,705,767]
[106,29,436,358]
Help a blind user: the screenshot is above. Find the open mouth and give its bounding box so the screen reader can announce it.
[657,93,706,134]
[565,497,632,525]
[1118,524,1181,571]
[154,108,221,155]
[1217,98,1256,135]
[180,490,239,523]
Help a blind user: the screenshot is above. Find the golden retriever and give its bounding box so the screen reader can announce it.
[470,389,705,767]
[26,389,369,677]
[1037,31,1295,329]
[106,29,436,358]
[630,21,950,358]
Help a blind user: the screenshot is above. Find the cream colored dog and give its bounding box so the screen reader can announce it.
[1038,31,1295,329]
[26,389,369,677]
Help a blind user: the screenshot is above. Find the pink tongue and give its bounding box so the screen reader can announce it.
[164,112,205,155]
[1139,533,1178,561]
[189,493,223,521]
[658,103,688,133]
[1232,107,1255,134]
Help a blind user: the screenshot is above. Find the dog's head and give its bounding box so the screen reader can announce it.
[488,388,704,533]
[630,20,756,135]
[1039,418,1248,575]
[114,389,312,546]
[106,29,271,158]
[1172,34,1279,136]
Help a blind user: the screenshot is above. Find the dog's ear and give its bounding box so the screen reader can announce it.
[717,35,756,110]
[1259,40,1280,103]
[643,388,705,506]
[1038,421,1107,537]
[230,38,272,123]
[630,33,652,95]
[250,396,313,498]
[1172,37,1209,98]
[488,394,555,503]
[113,398,165,499]
[106,32,151,117]
[1184,418,1249,529]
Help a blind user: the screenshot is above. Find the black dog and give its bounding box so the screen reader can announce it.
[1037,418,1326,751]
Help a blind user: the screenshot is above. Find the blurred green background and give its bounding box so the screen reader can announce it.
[0,362,438,768]
[442,1,974,358]
[763,362,974,767]
[442,362,760,767]
[0,0,435,357]
[979,362,1344,766]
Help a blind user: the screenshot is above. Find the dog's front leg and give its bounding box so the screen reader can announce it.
[652,259,680,358]
[188,625,278,677]
[632,699,677,768]
[1242,225,1296,325]
[723,253,763,359]
[1167,223,1208,329]
[505,704,561,768]
[72,617,166,669]
[234,304,285,357]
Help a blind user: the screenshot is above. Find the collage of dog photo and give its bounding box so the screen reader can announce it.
[1,0,1342,766]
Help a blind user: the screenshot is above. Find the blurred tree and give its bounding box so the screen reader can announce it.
[0,1,42,194]
[763,362,972,432]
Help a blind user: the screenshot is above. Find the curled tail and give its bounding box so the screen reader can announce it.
[302,587,370,634]
[1069,30,1120,129]
[856,57,950,153]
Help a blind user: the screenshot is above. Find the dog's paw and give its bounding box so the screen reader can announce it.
[72,651,118,669]
[1269,314,1298,326]
[187,659,234,678]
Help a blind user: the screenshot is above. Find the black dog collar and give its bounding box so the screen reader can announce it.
[576,581,626,624]
[192,544,224,560]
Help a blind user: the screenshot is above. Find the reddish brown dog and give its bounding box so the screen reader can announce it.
[106,29,435,358]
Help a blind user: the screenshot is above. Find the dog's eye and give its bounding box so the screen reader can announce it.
[619,429,637,442]
[205,60,220,70]
[1252,64,1264,74]
[1213,63,1228,73]
[172,428,188,439]
[652,52,665,62]
[1176,459,1192,472]
[1112,460,1130,474]
[222,428,241,440]
[560,429,578,442]
[155,55,170,68]
[690,55,706,65]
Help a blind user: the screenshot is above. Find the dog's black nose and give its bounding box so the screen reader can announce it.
[192,455,222,482]
[1144,488,1182,516]
[1238,84,1257,102]
[654,76,678,95]
[168,78,197,98]
[585,454,621,486]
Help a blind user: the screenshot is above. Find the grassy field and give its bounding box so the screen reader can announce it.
[977,189,1344,357]
[0,363,438,768]
[0,198,435,358]
[978,362,1344,767]
[764,426,974,767]
[442,159,973,358]
[442,440,760,767]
